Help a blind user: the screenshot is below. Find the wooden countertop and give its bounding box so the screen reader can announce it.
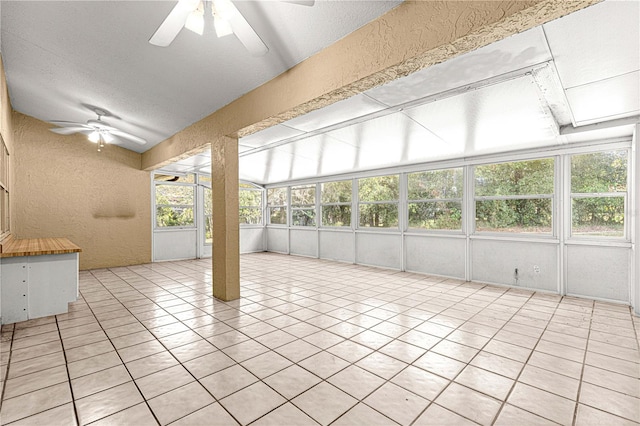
[0,235,82,258]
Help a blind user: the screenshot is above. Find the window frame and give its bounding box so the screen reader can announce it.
[0,136,9,240]
[267,186,288,226]
[154,174,197,230]
[320,180,353,228]
[357,174,400,230]
[239,182,264,226]
[290,184,316,227]
[473,157,556,236]
[568,148,629,241]
[406,167,464,233]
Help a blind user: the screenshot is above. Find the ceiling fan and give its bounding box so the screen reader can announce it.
[49,108,147,151]
[149,0,314,56]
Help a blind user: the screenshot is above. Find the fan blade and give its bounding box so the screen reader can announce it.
[49,120,90,128]
[228,3,268,56]
[49,126,92,135]
[149,0,201,47]
[281,0,315,6]
[109,129,147,145]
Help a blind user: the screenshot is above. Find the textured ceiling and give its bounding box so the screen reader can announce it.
[0,0,402,151]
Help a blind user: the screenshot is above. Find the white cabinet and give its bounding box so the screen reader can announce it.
[1,253,79,324]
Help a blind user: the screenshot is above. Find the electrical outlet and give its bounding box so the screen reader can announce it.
[533,265,540,274]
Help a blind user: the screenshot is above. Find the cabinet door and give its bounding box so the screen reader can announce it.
[1,258,29,324]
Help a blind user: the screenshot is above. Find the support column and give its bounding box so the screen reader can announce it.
[211,136,240,301]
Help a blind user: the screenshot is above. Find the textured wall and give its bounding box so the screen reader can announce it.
[12,113,151,270]
[141,0,601,170]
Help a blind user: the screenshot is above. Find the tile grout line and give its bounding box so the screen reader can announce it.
[405,286,540,426]
[86,266,245,426]
[571,299,594,426]
[490,294,571,425]
[54,315,82,426]
[0,323,15,413]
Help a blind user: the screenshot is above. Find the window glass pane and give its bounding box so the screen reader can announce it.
[408,168,463,200]
[267,187,287,206]
[571,150,627,193]
[240,189,262,207]
[475,199,552,233]
[291,185,315,206]
[155,185,194,206]
[240,207,262,225]
[409,201,462,230]
[205,216,212,244]
[359,175,399,202]
[200,175,212,184]
[572,197,624,237]
[204,187,212,215]
[292,209,316,226]
[321,180,351,203]
[269,207,287,224]
[359,203,398,228]
[322,205,351,227]
[156,206,194,227]
[475,159,554,196]
[154,173,195,183]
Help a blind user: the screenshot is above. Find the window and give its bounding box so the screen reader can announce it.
[0,136,9,238]
[474,158,554,233]
[155,176,196,227]
[408,168,463,230]
[570,150,627,238]
[291,185,316,226]
[321,180,352,227]
[267,187,287,225]
[358,175,399,228]
[239,183,263,225]
[203,186,212,244]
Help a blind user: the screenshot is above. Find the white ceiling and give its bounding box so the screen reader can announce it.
[161,0,639,184]
[0,0,402,151]
[2,1,639,185]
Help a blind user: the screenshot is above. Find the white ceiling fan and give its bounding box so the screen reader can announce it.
[49,108,147,151]
[149,0,314,56]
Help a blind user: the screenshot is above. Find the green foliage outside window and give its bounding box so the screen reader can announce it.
[408,168,463,230]
[475,159,554,233]
[571,150,627,237]
[156,184,195,227]
[267,187,287,225]
[291,185,315,226]
[240,187,262,225]
[322,180,351,227]
[359,175,399,228]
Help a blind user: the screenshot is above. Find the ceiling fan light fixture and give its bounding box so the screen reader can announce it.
[101,131,115,143]
[212,0,236,20]
[88,131,100,143]
[185,9,205,35]
[213,15,233,38]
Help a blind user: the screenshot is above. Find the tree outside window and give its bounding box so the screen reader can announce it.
[571,150,627,238]
[267,187,287,225]
[358,175,399,228]
[408,168,463,230]
[155,184,195,227]
[291,185,316,226]
[321,180,352,227]
[239,183,263,225]
[474,158,554,233]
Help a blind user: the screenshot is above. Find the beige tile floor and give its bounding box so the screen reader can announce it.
[1,252,639,425]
